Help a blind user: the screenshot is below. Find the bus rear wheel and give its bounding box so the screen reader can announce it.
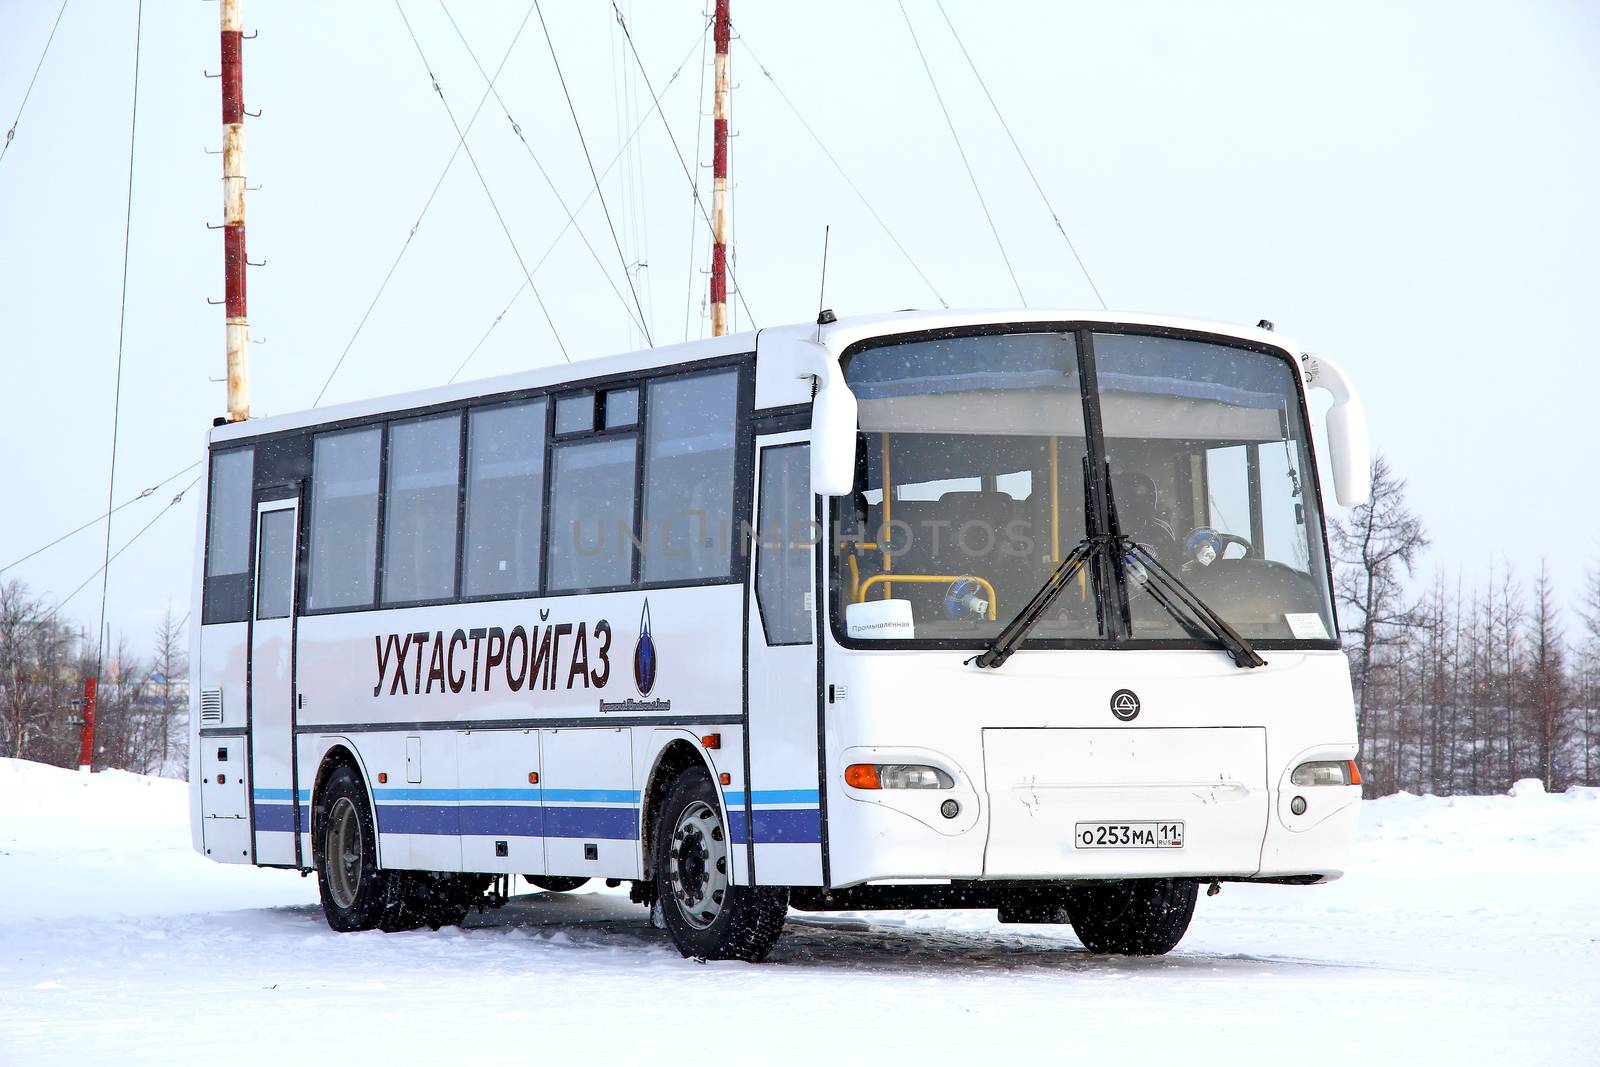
[1064,878,1198,955]
[652,766,788,961]
[315,764,410,932]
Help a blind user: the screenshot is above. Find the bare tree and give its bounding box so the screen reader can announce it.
[1527,561,1568,791]
[1331,454,1428,777]
[151,608,189,775]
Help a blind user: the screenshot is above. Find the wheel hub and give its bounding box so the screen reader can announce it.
[326,796,363,910]
[667,800,728,930]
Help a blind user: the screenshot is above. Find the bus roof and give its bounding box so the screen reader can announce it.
[208,308,1298,446]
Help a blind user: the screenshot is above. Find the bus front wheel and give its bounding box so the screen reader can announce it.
[1064,878,1198,955]
[652,766,788,961]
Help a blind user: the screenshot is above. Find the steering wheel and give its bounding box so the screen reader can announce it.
[943,577,990,621]
[1183,527,1252,567]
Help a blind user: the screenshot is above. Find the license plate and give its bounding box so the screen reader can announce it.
[1074,821,1185,849]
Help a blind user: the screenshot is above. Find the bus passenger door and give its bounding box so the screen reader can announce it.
[249,497,301,866]
[743,436,824,885]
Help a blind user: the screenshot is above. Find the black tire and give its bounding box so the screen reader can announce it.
[652,765,788,961]
[524,876,590,893]
[402,872,490,929]
[1064,878,1199,955]
[314,763,412,932]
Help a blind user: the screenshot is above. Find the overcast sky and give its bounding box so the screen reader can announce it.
[1,0,1597,654]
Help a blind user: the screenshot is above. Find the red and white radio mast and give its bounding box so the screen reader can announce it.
[709,0,731,336]
[220,0,250,421]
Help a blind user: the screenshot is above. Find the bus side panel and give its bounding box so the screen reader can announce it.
[542,727,637,879]
[370,729,463,873]
[457,729,544,876]
[196,621,251,864]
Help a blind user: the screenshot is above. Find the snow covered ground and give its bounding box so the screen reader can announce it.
[1,758,1595,1065]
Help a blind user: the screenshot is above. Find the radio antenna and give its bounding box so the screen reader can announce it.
[814,224,833,340]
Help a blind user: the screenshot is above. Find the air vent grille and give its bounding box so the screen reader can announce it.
[200,689,224,726]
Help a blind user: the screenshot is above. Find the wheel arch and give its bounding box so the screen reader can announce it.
[638,735,723,881]
[309,738,383,869]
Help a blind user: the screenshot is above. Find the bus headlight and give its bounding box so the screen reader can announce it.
[845,764,954,790]
[1290,760,1360,787]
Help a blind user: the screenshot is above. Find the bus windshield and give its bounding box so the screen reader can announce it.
[834,328,1336,648]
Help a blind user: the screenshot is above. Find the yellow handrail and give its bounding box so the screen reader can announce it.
[855,573,998,621]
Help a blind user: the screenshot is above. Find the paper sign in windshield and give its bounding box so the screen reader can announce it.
[1284,613,1330,640]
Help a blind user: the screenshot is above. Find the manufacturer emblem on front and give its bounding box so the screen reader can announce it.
[1110,688,1140,721]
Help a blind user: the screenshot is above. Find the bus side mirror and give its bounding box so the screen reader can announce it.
[794,341,859,496]
[1304,354,1370,507]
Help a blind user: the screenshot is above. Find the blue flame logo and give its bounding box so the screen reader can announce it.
[633,599,657,697]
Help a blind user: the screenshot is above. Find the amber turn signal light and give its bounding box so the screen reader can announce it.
[377,772,388,784]
[844,764,881,789]
[528,771,539,784]
[1347,760,1362,786]
[719,772,732,786]
[701,733,721,750]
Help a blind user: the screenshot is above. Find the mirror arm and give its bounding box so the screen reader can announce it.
[1303,353,1371,507]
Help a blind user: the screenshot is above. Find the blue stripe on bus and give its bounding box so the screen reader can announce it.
[376,803,637,840]
[727,807,821,845]
[253,788,309,802]
[723,789,820,806]
[371,787,639,804]
[265,797,812,845]
[253,802,306,833]
[457,804,543,838]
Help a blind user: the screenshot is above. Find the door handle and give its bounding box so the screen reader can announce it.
[296,693,304,710]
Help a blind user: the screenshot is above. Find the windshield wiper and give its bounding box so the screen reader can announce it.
[1119,538,1267,669]
[970,536,1104,669]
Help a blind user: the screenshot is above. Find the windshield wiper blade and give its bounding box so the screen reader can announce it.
[970,536,1102,669]
[1120,538,1267,669]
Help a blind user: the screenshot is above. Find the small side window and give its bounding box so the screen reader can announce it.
[755,444,813,645]
[255,508,296,621]
[555,393,596,435]
[603,387,639,428]
[203,447,255,623]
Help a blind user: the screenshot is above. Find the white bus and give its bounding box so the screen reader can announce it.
[190,309,1371,960]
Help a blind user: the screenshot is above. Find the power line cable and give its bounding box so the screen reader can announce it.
[933,0,1106,309]
[0,0,71,176]
[95,0,143,679]
[393,0,570,366]
[313,0,548,407]
[531,0,654,347]
[896,0,1026,307]
[437,0,648,339]
[609,2,756,327]
[738,36,948,310]
[0,460,202,578]
[448,25,708,384]
[45,477,200,628]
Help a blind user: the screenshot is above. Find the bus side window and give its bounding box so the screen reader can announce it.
[546,436,637,591]
[382,413,462,605]
[307,427,382,611]
[464,400,547,597]
[642,369,740,583]
[203,447,255,623]
[755,444,813,645]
